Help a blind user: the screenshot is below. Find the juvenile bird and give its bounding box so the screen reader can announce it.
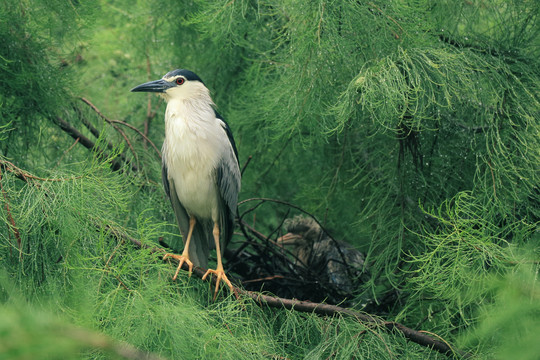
[278,216,366,295]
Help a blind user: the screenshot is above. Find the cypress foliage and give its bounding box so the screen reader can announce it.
[1,1,538,359]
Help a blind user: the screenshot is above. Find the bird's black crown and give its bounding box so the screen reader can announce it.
[164,69,204,84]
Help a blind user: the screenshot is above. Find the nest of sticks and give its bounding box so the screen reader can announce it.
[224,198,372,307]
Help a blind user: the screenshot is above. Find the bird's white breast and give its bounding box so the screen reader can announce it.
[163,99,227,220]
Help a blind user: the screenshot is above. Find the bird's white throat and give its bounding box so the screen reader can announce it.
[163,98,226,220]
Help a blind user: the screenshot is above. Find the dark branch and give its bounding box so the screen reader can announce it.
[80,97,162,159]
[55,116,138,172]
[241,155,252,176]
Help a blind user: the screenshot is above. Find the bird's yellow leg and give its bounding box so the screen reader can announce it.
[163,216,196,280]
[202,222,236,300]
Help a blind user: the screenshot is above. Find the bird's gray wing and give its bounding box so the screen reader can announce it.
[215,111,239,163]
[162,141,210,268]
[215,116,241,249]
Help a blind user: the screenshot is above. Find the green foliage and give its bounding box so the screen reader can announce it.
[461,264,540,360]
[1,0,539,359]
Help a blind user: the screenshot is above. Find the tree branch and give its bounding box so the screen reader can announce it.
[80,97,161,159]
[0,158,81,183]
[119,227,471,359]
[2,162,471,358]
[55,116,138,172]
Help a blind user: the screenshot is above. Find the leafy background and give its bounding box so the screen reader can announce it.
[1,0,538,359]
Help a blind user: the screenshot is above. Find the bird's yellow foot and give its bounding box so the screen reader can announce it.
[202,268,237,300]
[163,253,193,280]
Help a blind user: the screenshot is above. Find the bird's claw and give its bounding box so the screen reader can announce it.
[202,268,237,300]
[163,253,193,280]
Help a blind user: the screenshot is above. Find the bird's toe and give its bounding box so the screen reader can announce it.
[163,253,193,280]
[202,268,237,300]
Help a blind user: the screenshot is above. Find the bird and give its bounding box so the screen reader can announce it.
[277,216,367,295]
[131,69,241,298]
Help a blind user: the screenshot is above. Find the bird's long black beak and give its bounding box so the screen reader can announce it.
[130,79,171,93]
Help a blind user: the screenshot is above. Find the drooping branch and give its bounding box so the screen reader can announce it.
[240,155,252,176]
[108,119,161,158]
[55,97,163,175]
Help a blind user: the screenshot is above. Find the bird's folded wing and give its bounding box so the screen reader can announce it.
[215,117,241,249]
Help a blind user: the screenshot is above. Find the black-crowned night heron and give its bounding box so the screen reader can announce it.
[131,69,241,298]
[278,216,366,294]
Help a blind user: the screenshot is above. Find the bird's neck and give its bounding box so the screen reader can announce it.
[165,97,215,126]
[162,95,224,173]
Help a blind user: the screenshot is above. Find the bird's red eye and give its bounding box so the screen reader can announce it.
[176,77,185,85]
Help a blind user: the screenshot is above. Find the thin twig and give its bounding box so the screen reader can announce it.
[256,136,292,187]
[79,97,112,123]
[367,2,405,39]
[80,97,161,158]
[487,160,497,199]
[236,219,311,272]
[241,155,252,176]
[79,97,140,169]
[55,137,80,168]
[55,116,138,172]
[79,109,102,139]
[116,125,141,172]
[242,275,285,284]
[109,119,161,158]
[0,158,82,183]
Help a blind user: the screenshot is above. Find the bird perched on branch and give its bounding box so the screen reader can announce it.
[131,69,241,298]
[278,216,367,295]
